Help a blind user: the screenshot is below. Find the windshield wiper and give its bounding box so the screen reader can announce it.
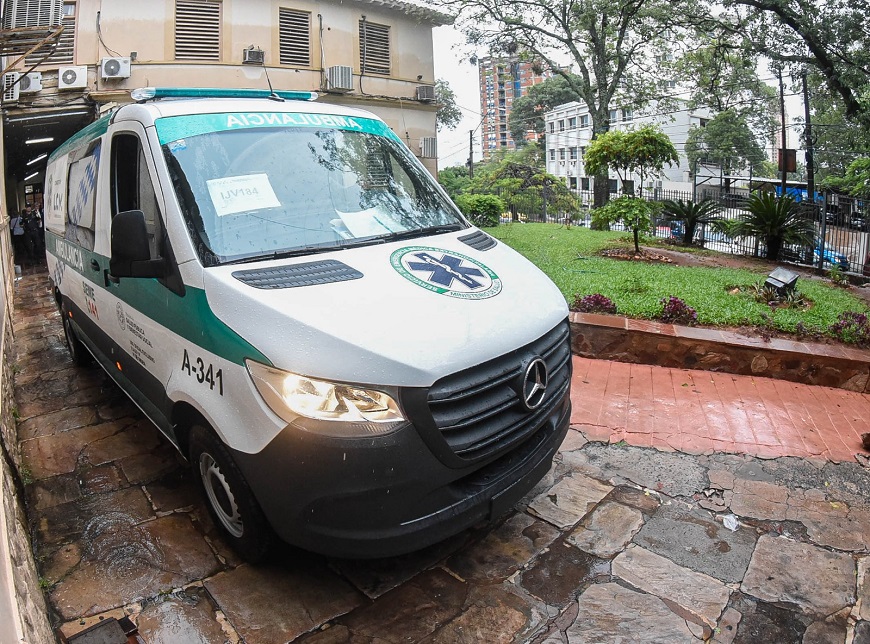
[377,224,465,242]
[225,244,342,265]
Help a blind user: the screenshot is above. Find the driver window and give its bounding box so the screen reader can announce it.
[111,133,165,259]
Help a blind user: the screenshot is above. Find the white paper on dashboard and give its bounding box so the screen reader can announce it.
[335,207,403,237]
[206,174,281,217]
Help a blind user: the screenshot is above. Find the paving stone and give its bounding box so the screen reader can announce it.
[729,478,790,521]
[567,502,644,558]
[50,514,220,620]
[79,464,126,495]
[331,532,467,599]
[859,557,869,621]
[36,486,154,546]
[728,593,810,643]
[787,498,870,552]
[633,502,757,583]
[612,544,731,628]
[143,471,200,514]
[82,419,165,466]
[801,616,848,644]
[26,473,81,510]
[605,484,662,514]
[205,558,363,644]
[519,541,610,607]
[17,405,99,440]
[854,621,870,644]
[713,607,742,644]
[135,587,232,644]
[528,473,612,529]
[20,421,123,480]
[118,446,184,485]
[566,583,698,643]
[58,606,139,642]
[558,428,588,453]
[427,585,536,643]
[446,512,559,584]
[741,535,856,616]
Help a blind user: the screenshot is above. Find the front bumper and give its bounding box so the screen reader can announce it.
[232,387,571,559]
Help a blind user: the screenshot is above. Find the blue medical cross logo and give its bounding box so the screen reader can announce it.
[406,252,485,289]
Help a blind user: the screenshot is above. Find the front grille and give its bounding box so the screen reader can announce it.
[427,320,571,461]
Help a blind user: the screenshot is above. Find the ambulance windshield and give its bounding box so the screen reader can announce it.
[160,118,467,265]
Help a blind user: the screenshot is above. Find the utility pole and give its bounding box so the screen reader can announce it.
[778,67,788,196]
[468,130,474,179]
[801,69,815,213]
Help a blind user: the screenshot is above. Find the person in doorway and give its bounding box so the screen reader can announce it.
[21,205,43,263]
[9,210,25,263]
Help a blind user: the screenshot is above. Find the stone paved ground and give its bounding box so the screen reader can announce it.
[12,271,870,643]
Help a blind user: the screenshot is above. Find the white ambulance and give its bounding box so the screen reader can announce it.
[44,87,572,561]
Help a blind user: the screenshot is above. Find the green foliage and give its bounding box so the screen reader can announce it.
[455,194,504,227]
[660,198,722,246]
[484,223,867,336]
[591,196,655,253]
[826,157,870,199]
[508,76,583,146]
[438,165,472,201]
[584,126,678,193]
[709,192,814,260]
[684,109,766,178]
[434,79,462,132]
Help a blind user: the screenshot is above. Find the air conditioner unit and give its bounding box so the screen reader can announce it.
[242,47,264,65]
[58,66,88,89]
[101,57,131,79]
[19,71,42,93]
[415,85,435,102]
[420,137,437,159]
[325,65,353,92]
[2,72,19,102]
[2,0,63,29]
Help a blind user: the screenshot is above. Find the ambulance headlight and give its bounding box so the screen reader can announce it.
[245,360,405,436]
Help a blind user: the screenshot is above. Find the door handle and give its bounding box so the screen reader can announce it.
[90,259,100,271]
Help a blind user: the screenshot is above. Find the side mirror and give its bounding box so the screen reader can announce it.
[109,210,166,279]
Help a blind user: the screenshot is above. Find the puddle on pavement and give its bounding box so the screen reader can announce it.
[83,512,164,582]
[519,543,611,606]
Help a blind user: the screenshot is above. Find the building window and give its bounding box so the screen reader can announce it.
[580,114,589,128]
[569,147,577,160]
[569,177,577,189]
[359,20,390,75]
[175,0,221,61]
[25,1,76,65]
[549,122,555,133]
[568,117,576,129]
[623,179,635,195]
[581,177,590,191]
[279,8,311,66]
[549,149,555,161]
[559,148,566,160]
[558,120,565,132]
[622,108,633,122]
[608,178,618,193]
[609,109,618,124]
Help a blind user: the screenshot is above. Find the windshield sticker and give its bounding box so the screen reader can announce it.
[206,174,281,216]
[155,113,397,145]
[390,246,502,300]
[335,207,401,238]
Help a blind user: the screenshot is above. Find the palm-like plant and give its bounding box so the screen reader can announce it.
[711,192,814,260]
[660,198,722,246]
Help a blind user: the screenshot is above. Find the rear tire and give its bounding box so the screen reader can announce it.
[188,424,273,563]
[61,308,92,367]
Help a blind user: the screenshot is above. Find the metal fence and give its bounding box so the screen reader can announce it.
[497,187,869,277]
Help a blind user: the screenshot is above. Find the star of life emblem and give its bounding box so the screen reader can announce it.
[390,246,502,299]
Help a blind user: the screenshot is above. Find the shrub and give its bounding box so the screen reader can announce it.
[829,311,870,346]
[455,194,504,227]
[658,296,698,325]
[571,293,618,314]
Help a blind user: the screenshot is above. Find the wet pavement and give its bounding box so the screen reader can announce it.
[12,270,870,643]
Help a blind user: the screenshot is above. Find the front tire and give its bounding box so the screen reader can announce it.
[61,308,92,367]
[188,424,273,563]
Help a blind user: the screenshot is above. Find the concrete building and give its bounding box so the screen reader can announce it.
[477,55,552,159]
[543,99,713,197]
[1,0,452,213]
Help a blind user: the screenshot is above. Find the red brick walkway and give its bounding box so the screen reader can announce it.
[570,356,870,462]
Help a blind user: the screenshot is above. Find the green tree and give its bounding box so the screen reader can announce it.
[507,75,583,146]
[438,0,678,208]
[825,158,870,199]
[435,79,463,131]
[712,192,814,260]
[584,126,677,252]
[437,165,472,201]
[684,109,767,188]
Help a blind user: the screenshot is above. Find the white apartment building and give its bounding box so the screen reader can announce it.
[543,99,713,196]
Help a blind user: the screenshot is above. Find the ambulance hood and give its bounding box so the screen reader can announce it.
[203,231,568,388]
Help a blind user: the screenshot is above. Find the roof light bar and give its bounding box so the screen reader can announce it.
[130,87,319,102]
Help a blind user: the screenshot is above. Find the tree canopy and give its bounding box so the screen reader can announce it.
[435,79,463,131]
[684,109,767,181]
[584,125,679,192]
[507,75,582,146]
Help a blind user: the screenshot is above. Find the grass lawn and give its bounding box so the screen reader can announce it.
[486,223,868,337]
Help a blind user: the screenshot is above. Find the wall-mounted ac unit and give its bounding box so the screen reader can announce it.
[19,71,42,93]
[2,0,63,30]
[58,66,88,89]
[2,72,19,102]
[420,137,437,159]
[415,85,435,102]
[325,65,353,92]
[242,47,264,65]
[101,57,131,79]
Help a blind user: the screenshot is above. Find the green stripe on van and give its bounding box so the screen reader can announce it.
[48,231,270,367]
[155,112,397,144]
[48,114,111,162]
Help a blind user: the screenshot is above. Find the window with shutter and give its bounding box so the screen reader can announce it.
[24,0,74,65]
[359,20,390,75]
[2,0,63,29]
[279,8,310,67]
[175,0,221,61]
